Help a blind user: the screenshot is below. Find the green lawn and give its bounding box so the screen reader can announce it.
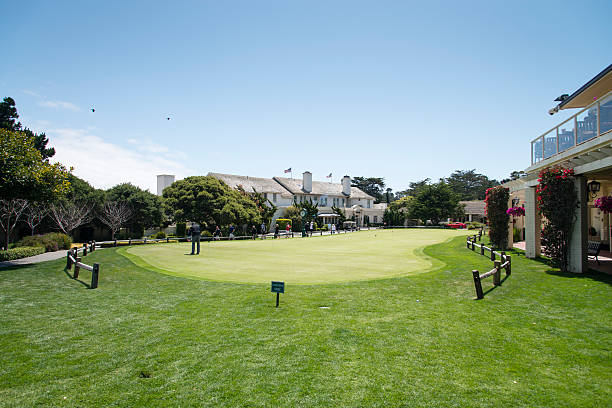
[0,230,610,407]
[123,229,470,284]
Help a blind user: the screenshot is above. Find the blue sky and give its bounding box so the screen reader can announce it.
[1,0,611,192]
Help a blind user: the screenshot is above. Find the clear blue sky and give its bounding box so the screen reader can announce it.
[1,0,611,192]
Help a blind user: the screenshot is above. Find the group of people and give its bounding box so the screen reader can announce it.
[187,220,344,254]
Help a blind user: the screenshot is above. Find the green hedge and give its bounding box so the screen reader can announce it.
[0,246,45,261]
[18,233,72,252]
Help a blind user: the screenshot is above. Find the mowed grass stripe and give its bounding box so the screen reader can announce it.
[123,229,471,284]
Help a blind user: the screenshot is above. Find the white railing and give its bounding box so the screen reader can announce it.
[531,90,612,165]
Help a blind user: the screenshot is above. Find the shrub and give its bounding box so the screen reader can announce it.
[485,186,509,249]
[176,222,186,237]
[0,246,45,261]
[18,233,72,252]
[153,231,166,239]
[537,167,577,272]
[467,221,485,230]
[276,218,292,230]
[201,230,212,237]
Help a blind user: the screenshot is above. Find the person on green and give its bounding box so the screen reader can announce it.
[188,222,201,255]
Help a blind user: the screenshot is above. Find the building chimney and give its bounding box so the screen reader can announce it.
[342,175,351,196]
[302,171,312,193]
[157,174,175,196]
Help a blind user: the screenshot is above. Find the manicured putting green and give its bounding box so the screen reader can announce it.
[122,229,471,284]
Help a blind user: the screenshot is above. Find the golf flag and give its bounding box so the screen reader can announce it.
[326,173,332,178]
[284,167,292,173]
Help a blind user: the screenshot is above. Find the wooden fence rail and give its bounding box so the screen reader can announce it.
[471,252,511,300]
[66,248,100,289]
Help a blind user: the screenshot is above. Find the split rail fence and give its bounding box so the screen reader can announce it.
[466,235,512,300]
[66,241,100,288]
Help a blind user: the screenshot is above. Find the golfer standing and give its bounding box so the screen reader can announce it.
[188,222,201,255]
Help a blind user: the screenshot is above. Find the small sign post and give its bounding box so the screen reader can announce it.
[271,281,285,307]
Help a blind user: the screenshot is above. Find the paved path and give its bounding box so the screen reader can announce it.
[0,249,67,268]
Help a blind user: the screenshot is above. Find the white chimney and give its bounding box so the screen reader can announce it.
[157,174,175,196]
[303,171,312,193]
[342,175,351,196]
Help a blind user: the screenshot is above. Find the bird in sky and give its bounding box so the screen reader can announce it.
[166,117,171,120]
[91,108,95,112]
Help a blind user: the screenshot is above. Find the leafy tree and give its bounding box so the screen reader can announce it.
[385,188,393,204]
[293,199,319,222]
[443,169,498,201]
[0,129,70,201]
[106,183,163,236]
[408,182,460,224]
[282,205,303,231]
[331,205,346,224]
[500,170,527,184]
[163,176,261,230]
[351,177,385,203]
[0,97,20,130]
[383,207,406,226]
[247,188,278,229]
[0,97,55,158]
[485,186,510,249]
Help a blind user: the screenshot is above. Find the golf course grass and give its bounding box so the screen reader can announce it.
[123,229,470,284]
[1,231,610,407]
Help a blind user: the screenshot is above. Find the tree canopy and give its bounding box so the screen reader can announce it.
[0,97,55,159]
[106,183,163,235]
[0,129,70,201]
[443,170,498,201]
[163,176,261,229]
[351,177,385,203]
[408,182,460,224]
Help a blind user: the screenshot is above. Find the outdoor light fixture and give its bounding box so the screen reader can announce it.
[512,197,520,207]
[588,180,601,199]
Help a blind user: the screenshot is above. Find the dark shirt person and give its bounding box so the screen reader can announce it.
[188,223,201,255]
[274,223,280,239]
[213,226,222,241]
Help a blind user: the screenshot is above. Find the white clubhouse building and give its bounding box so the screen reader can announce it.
[157,171,385,227]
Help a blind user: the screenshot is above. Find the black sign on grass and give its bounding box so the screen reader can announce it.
[271,281,284,307]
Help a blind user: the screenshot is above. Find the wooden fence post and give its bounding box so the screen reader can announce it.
[480,243,485,256]
[493,260,501,286]
[166,237,170,243]
[66,251,72,269]
[91,241,96,251]
[506,255,511,275]
[91,263,100,289]
[74,257,82,279]
[144,238,147,244]
[490,248,495,261]
[83,243,87,256]
[472,270,483,300]
[114,239,117,247]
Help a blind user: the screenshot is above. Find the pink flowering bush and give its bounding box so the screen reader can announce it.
[506,206,525,217]
[594,196,612,213]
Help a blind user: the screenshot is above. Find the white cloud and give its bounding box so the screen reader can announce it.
[48,128,192,193]
[38,100,81,112]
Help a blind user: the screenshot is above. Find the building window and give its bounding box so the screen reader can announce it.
[273,193,277,202]
[263,193,267,200]
[342,198,345,206]
[374,216,378,223]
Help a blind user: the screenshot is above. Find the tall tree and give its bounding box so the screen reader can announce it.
[0,97,20,130]
[408,182,460,224]
[163,176,261,229]
[0,97,55,158]
[0,129,70,201]
[106,183,163,236]
[444,169,498,201]
[351,177,385,203]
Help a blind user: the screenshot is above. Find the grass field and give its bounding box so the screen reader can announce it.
[0,230,611,407]
[123,229,470,284]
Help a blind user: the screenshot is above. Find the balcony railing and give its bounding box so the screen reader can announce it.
[531,90,612,165]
